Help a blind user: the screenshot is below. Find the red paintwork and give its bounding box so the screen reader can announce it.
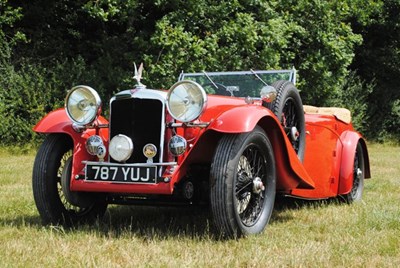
[34,108,78,135]
[290,114,371,198]
[34,108,112,192]
[204,98,315,189]
[338,131,370,194]
[33,95,370,199]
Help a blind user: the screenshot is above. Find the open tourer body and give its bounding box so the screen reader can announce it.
[32,68,371,238]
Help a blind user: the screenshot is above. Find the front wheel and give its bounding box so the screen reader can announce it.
[210,127,276,239]
[32,134,107,226]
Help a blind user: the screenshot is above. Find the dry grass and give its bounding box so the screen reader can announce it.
[0,143,399,267]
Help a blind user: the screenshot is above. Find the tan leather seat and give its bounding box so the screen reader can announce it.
[304,105,351,124]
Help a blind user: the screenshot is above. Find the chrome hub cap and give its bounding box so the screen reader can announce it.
[252,177,265,194]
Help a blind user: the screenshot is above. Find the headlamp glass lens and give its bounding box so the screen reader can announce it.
[167,81,207,122]
[65,86,101,125]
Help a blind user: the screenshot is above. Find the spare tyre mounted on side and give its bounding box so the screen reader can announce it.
[268,80,306,162]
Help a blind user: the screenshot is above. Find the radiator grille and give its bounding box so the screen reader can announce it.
[110,98,163,163]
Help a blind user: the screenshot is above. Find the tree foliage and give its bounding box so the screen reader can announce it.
[0,0,398,144]
[351,0,400,141]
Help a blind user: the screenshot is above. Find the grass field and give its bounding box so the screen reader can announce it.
[0,143,399,267]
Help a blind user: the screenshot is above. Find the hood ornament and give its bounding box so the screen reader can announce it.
[133,62,146,89]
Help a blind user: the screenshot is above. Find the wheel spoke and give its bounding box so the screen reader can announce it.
[350,151,361,198]
[281,99,302,153]
[235,181,253,195]
[235,144,269,227]
[255,157,263,177]
[57,154,93,215]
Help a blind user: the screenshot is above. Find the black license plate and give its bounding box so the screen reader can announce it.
[85,163,157,184]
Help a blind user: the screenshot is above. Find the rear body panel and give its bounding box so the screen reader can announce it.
[289,114,370,199]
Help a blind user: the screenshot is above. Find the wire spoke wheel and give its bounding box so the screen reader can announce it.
[342,142,365,203]
[350,151,361,198]
[56,153,98,217]
[281,98,301,153]
[210,127,276,239]
[235,146,267,227]
[56,151,79,213]
[33,134,107,225]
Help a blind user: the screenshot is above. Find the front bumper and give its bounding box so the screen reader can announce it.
[70,161,179,195]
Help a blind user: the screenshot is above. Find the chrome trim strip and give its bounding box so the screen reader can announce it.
[83,161,177,167]
[179,69,295,80]
[83,180,158,185]
[167,122,210,128]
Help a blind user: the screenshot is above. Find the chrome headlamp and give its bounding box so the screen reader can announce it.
[167,80,207,122]
[65,85,102,126]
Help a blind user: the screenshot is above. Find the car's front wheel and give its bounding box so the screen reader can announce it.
[32,134,107,226]
[210,127,276,239]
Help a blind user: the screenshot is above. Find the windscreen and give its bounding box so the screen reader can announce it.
[179,70,295,98]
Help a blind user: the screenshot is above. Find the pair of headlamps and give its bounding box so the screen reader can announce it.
[66,80,207,126]
[65,81,206,161]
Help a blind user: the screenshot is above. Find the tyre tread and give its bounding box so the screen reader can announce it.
[32,134,69,224]
[210,133,238,237]
[32,134,106,226]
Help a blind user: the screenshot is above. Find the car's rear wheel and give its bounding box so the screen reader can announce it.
[341,142,365,203]
[210,126,276,239]
[269,80,306,161]
[32,134,107,226]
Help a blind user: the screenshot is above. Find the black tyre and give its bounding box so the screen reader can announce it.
[32,134,107,226]
[342,142,365,203]
[210,126,276,238]
[269,80,306,161]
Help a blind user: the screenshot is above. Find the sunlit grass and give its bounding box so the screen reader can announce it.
[0,144,399,267]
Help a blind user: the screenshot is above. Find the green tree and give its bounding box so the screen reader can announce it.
[351,0,400,141]
[143,0,371,109]
[273,0,367,106]
[1,0,395,144]
[144,0,294,87]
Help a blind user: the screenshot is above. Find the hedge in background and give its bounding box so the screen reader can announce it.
[0,0,398,144]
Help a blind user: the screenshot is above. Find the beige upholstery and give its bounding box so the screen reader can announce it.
[304,105,352,124]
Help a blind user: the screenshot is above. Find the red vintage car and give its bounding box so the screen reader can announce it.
[32,68,370,238]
